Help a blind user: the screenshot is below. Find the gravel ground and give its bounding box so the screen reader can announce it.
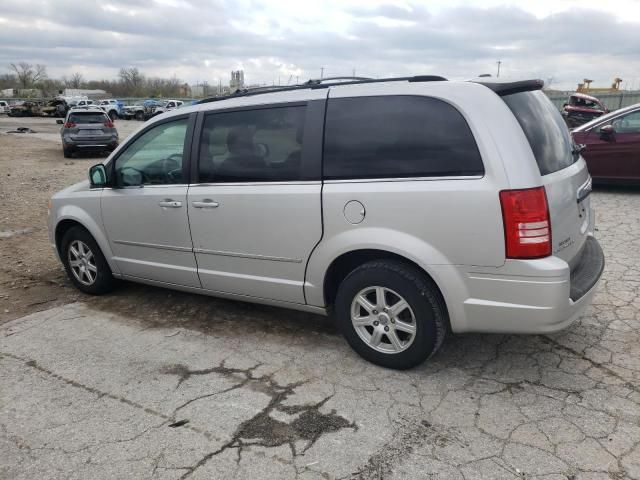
[1,116,639,479]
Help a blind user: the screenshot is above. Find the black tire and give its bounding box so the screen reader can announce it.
[335,259,447,369]
[109,110,118,121]
[63,148,73,158]
[135,111,144,121]
[60,226,118,295]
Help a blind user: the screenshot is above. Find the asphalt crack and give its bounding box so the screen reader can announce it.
[162,362,357,479]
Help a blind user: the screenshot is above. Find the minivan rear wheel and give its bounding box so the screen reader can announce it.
[335,259,446,369]
[61,226,117,295]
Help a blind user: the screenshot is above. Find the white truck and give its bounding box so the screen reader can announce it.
[151,99,184,116]
[96,99,124,120]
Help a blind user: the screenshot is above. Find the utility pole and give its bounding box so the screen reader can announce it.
[320,67,324,79]
[352,68,356,77]
[496,60,502,78]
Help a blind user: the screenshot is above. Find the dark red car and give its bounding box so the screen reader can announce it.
[571,103,640,184]
[562,93,608,128]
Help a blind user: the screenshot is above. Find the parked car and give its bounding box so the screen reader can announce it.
[151,99,184,117]
[8,101,44,117]
[56,107,119,158]
[562,93,608,128]
[48,76,604,369]
[122,100,164,121]
[96,99,125,120]
[42,98,70,118]
[572,103,640,184]
[0,100,9,114]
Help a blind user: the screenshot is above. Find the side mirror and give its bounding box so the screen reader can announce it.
[599,124,615,140]
[89,164,108,188]
[56,119,63,125]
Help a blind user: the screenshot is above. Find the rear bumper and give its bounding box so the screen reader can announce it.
[63,138,118,150]
[440,236,604,334]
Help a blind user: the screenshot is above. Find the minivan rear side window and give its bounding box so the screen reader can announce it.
[502,91,576,176]
[323,96,483,180]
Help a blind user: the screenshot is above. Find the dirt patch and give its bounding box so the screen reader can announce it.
[0,127,336,339]
[0,134,90,323]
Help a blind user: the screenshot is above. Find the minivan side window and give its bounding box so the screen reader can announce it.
[114,118,188,186]
[323,96,484,180]
[198,105,306,183]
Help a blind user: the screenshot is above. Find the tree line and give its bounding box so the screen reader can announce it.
[0,63,186,98]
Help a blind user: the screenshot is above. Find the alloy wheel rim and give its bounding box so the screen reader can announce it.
[350,286,417,354]
[68,240,97,286]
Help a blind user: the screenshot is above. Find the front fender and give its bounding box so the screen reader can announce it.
[54,202,121,275]
[304,227,453,307]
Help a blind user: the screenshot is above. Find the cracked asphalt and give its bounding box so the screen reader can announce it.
[1,121,640,479]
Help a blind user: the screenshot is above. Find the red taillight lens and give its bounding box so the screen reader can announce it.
[499,186,551,259]
[63,121,76,128]
[104,120,114,128]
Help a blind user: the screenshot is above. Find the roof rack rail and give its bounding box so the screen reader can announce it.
[473,79,544,96]
[305,76,373,85]
[197,75,448,104]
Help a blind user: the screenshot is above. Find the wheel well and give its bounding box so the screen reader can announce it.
[323,249,447,309]
[55,219,85,255]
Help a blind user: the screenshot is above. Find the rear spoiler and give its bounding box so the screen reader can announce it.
[472,79,544,96]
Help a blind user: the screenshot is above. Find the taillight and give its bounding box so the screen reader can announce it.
[499,186,551,259]
[104,120,114,128]
[63,121,76,128]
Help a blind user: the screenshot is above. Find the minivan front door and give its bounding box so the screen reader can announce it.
[187,102,324,303]
[101,115,201,287]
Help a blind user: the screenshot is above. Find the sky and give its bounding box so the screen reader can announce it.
[1,0,640,91]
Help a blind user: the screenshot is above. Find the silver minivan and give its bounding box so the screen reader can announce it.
[48,76,604,369]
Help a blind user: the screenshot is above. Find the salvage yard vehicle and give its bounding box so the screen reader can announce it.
[122,100,163,121]
[42,98,69,118]
[8,101,44,117]
[572,102,640,184]
[0,100,9,114]
[151,99,184,117]
[96,99,124,120]
[562,92,608,128]
[48,76,604,369]
[56,107,119,158]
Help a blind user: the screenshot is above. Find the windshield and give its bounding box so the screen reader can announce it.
[569,96,601,109]
[503,91,577,176]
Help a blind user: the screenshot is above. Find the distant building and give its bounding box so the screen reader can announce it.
[63,88,108,99]
[230,70,245,91]
[1,88,43,98]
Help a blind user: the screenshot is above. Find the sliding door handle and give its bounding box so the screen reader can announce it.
[158,200,182,208]
[192,200,219,209]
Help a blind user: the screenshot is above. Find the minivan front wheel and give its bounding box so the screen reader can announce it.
[61,226,117,295]
[335,260,446,369]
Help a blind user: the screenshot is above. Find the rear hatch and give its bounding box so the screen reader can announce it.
[502,90,591,269]
[66,111,112,140]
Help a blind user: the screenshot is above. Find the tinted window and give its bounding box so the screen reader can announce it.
[114,118,188,186]
[68,112,107,124]
[198,106,306,182]
[323,96,483,180]
[503,91,576,175]
[611,110,640,133]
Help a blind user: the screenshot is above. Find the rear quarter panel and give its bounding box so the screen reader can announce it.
[305,82,535,307]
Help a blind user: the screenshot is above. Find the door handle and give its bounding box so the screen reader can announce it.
[192,200,219,209]
[158,200,182,208]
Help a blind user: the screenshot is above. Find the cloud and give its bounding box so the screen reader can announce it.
[0,0,639,89]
